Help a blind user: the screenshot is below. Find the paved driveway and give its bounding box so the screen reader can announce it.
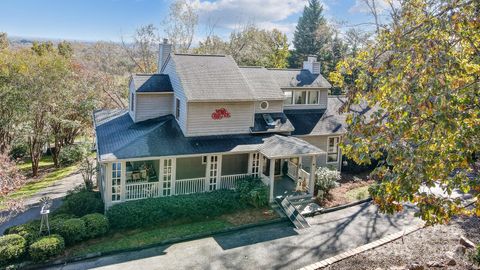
[48,202,422,270]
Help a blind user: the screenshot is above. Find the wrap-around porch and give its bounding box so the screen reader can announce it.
[99,136,323,208]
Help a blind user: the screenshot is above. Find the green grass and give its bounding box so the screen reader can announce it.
[1,163,79,207]
[17,155,55,172]
[345,185,371,202]
[68,220,231,256]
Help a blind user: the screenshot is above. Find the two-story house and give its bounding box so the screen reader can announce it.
[94,40,353,208]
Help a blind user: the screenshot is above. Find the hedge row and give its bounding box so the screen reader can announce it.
[107,189,246,229]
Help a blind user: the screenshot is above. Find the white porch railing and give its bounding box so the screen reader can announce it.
[287,161,298,180]
[299,168,310,182]
[219,173,250,189]
[125,182,161,201]
[124,173,251,201]
[175,177,206,195]
[260,173,270,186]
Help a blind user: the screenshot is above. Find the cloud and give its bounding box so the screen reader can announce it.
[191,0,308,37]
[348,0,398,14]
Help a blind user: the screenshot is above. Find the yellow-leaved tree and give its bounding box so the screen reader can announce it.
[330,0,479,225]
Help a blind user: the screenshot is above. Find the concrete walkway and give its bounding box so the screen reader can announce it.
[47,202,423,270]
[0,172,83,234]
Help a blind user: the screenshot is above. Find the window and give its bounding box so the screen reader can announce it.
[308,91,319,104]
[175,98,180,120]
[293,91,307,104]
[260,101,269,110]
[202,156,207,164]
[284,91,292,105]
[130,93,135,111]
[111,162,122,201]
[327,137,340,163]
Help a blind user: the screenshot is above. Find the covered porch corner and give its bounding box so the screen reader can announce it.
[258,135,324,203]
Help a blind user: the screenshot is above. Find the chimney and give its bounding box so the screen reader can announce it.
[303,55,321,75]
[157,38,172,73]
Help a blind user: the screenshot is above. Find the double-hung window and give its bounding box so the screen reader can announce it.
[327,137,340,163]
[130,93,135,111]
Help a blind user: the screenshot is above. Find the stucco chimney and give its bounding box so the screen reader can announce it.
[157,38,172,73]
[303,55,321,75]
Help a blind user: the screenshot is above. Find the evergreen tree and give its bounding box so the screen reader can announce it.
[292,0,327,67]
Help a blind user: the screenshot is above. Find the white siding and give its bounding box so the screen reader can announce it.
[283,89,328,110]
[134,94,173,122]
[187,101,254,136]
[300,135,342,170]
[163,59,188,135]
[254,100,283,113]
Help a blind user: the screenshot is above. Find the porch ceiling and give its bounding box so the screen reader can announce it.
[258,135,324,159]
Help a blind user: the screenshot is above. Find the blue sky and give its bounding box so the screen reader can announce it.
[0,0,382,44]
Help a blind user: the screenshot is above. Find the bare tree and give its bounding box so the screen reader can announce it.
[163,0,198,53]
[122,24,160,73]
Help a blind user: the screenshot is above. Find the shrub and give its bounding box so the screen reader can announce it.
[107,189,245,230]
[9,143,28,160]
[315,167,340,197]
[81,213,109,239]
[52,218,86,245]
[58,143,89,166]
[236,177,269,208]
[473,245,480,265]
[56,189,104,217]
[29,235,64,262]
[4,220,41,245]
[0,234,27,264]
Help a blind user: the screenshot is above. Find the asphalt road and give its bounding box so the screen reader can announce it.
[47,202,422,270]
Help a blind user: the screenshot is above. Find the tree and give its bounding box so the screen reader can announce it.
[329,0,480,225]
[57,40,73,58]
[122,24,159,73]
[0,32,8,50]
[266,30,290,68]
[163,0,198,53]
[0,151,26,223]
[291,0,328,67]
[344,28,371,58]
[195,25,290,68]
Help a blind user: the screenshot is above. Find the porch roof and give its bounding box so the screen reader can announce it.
[93,110,323,162]
[258,135,324,159]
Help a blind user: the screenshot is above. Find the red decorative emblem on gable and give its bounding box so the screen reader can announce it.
[211,108,231,120]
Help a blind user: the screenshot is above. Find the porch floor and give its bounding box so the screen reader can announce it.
[273,175,308,198]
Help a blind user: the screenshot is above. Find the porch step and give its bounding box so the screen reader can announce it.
[275,196,310,229]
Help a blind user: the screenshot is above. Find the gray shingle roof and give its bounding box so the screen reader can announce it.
[238,67,285,100]
[93,110,322,161]
[268,69,332,88]
[132,74,173,93]
[171,54,256,102]
[285,96,375,136]
[259,135,324,158]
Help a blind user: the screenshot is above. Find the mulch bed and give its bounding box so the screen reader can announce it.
[317,171,374,208]
[322,216,480,270]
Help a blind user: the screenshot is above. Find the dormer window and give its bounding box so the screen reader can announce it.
[284,90,320,105]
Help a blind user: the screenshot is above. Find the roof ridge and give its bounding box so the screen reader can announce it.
[174,53,226,57]
[267,68,303,71]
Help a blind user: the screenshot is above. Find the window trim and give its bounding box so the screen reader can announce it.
[201,156,207,164]
[326,136,340,164]
[175,98,180,120]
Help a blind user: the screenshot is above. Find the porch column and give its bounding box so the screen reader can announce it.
[269,158,276,202]
[309,155,317,197]
[297,156,303,181]
[120,161,126,202]
[247,153,253,176]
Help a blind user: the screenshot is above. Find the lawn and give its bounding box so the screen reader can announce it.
[17,155,55,172]
[345,185,370,202]
[66,207,278,257]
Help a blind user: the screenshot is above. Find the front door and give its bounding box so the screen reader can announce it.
[274,159,281,176]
